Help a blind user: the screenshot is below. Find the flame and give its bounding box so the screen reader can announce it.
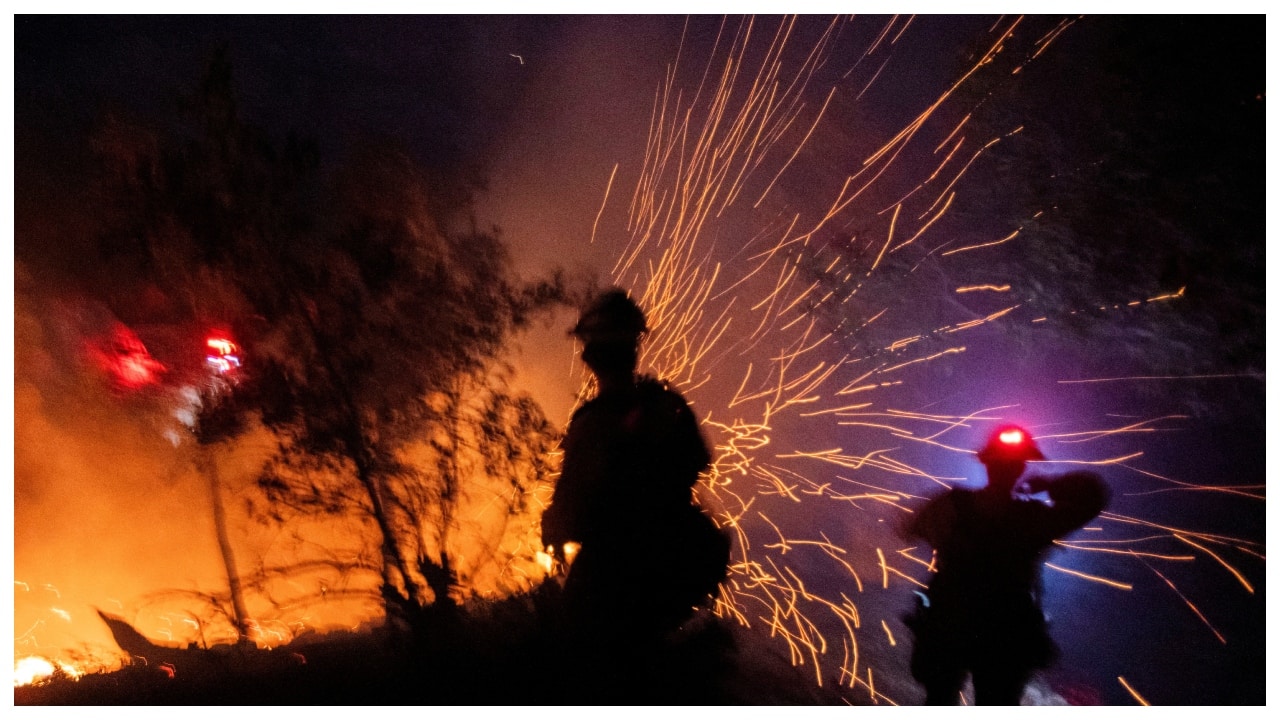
[13,657,57,687]
[562,542,581,566]
[12,656,85,687]
[536,542,581,575]
[11,16,1260,705]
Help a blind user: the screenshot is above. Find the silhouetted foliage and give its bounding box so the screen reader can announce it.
[16,590,856,705]
[85,47,571,616]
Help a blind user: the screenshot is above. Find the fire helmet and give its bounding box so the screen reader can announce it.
[571,288,648,344]
[976,424,1045,464]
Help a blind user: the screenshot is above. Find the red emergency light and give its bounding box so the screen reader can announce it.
[205,335,242,375]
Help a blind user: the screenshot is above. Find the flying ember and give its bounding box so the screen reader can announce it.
[11,14,1262,705]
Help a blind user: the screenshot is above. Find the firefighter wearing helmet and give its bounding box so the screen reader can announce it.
[541,288,729,694]
[902,424,1110,705]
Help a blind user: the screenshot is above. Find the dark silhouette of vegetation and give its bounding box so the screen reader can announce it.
[15,589,859,705]
[85,46,571,629]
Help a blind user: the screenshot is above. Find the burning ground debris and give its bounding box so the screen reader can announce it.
[13,15,1264,706]
[14,585,856,705]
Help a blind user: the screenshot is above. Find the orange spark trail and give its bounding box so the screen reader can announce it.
[1118,676,1151,706]
[576,13,1262,704]
[1044,562,1133,590]
[1142,561,1228,645]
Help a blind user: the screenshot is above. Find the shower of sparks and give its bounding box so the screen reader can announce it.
[12,15,1261,703]
[589,14,1263,702]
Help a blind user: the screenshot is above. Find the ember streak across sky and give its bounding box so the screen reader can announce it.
[572,15,1263,704]
[10,13,1265,704]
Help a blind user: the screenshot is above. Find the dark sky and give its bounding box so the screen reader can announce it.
[9,14,1268,705]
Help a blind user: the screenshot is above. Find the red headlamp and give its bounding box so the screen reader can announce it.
[977,424,1045,463]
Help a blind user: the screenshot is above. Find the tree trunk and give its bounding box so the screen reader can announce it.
[350,444,424,606]
[199,449,252,643]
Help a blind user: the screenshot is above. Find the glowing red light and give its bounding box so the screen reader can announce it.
[117,355,159,387]
[205,336,242,375]
[87,323,166,391]
[206,337,238,355]
[998,429,1026,445]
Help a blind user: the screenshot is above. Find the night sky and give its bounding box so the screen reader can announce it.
[8,13,1268,705]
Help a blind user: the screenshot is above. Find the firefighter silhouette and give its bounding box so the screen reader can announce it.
[903,425,1110,705]
[541,289,730,655]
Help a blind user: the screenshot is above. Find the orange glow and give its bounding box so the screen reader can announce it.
[563,542,581,566]
[13,657,56,687]
[13,16,1260,706]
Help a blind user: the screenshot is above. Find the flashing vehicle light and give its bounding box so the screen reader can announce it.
[205,336,242,375]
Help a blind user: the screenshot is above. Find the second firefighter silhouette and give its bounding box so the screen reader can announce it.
[904,425,1110,705]
[541,289,730,645]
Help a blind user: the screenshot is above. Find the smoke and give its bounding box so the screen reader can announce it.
[13,274,227,665]
[11,270,399,670]
[10,15,1265,703]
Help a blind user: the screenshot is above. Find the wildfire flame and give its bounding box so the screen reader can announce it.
[12,16,1261,703]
